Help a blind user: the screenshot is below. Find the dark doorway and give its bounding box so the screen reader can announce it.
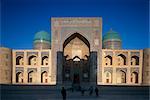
[73,74,80,84]
[62,33,90,84]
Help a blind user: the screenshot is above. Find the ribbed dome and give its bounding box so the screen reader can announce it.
[102,29,122,49]
[103,29,121,42]
[34,31,50,43]
[33,31,51,49]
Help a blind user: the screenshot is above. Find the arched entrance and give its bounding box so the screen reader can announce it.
[16,72,23,83]
[41,71,48,83]
[28,70,36,83]
[116,70,126,84]
[104,71,112,83]
[63,32,90,84]
[131,72,138,83]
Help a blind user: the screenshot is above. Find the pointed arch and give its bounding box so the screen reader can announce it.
[105,55,112,65]
[63,32,90,49]
[28,70,36,83]
[117,54,126,65]
[131,72,138,83]
[62,32,90,83]
[16,72,23,83]
[41,71,48,83]
[63,32,90,60]
[104,71,112,83]
[117,70,126,83]
[131,56,139,65]
[42,56,48,65]
[28,55,37,65]
[16,56,23,65]
[73,56,81,61]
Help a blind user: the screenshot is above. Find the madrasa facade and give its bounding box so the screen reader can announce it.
[0,17,150,86]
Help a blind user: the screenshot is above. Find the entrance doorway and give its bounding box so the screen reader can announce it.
[73,74,80,84]
[62,33,90,84]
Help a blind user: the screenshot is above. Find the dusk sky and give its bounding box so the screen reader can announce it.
[1,0,149,49]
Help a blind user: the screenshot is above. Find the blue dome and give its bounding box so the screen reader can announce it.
[34,31,50,43]
[103,29,121,42]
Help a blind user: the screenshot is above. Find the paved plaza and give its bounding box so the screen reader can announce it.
[1,85,149,100]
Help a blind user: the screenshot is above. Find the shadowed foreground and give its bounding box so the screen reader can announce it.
[1,85,149,100]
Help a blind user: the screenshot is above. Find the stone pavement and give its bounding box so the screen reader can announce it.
[1,85,149,100]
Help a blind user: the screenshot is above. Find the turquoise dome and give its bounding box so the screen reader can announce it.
[34,31,51,43]
[103,29,121,42]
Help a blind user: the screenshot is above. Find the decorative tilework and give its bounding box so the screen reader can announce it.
[27,68,37,73]
[131,67,139,73]
[104,67,113,73]
[41,67,49,73]
[27,52,38,57]
[116,68,127,72]
[41,52,49,57]
[16,67,24,73]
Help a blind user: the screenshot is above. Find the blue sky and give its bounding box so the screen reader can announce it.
[1,0,149,49]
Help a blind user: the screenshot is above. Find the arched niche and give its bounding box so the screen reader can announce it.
[42,56,49,65]
[104,71,112,83]
[131,72,138,83]
[131,56,139,65]
[28,55,37,65]
[16,72,23,83]
[116,70,126,83]
[117,54,126,65]
[105,55,112,65]
[63,32,90,60]
[16,56,23,65]
[41,71,48,83]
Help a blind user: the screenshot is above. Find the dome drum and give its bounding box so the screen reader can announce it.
[103,40,121,49]
[34,42,51,49]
